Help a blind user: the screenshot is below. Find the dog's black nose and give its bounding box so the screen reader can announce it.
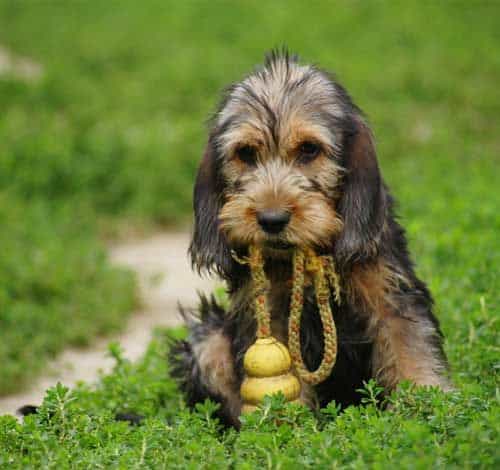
[257,210,291,234]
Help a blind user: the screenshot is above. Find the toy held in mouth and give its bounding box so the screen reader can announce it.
[234,245,341,413]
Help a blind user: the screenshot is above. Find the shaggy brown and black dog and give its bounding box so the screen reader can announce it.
[170,50,450,427]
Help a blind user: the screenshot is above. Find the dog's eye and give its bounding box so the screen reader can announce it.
[236,145,257,165]
[298,141,321,163]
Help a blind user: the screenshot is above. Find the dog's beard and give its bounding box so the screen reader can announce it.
[219,202,340,250]
[259,237,295,261]
[219,197,342,258]
[219,163,343,256]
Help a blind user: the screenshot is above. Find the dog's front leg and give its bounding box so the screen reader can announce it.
[170,329,241,426]
[169,305,242,427]
[370,311,452,392]
[350,261,451,393]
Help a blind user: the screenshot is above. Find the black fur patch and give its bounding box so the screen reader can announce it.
[17,405,38,416]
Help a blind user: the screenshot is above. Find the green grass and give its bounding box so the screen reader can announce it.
[0,198,136,394]
[0,330,497,468]
[0,0,499,466]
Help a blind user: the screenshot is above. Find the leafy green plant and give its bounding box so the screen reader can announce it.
[0,198,136,393]
[0,330,498,468]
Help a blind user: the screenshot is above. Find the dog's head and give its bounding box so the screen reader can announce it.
[190,50,387,279]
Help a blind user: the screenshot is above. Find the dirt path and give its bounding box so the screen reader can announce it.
[0,44,43,81]
[0,232,217,416]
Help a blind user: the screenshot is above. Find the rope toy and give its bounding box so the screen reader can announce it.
[233,245,341,412]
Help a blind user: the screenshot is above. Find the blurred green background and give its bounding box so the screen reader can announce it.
[0,0,498,401]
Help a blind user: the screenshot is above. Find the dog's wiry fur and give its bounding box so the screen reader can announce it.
[170,49,450,427]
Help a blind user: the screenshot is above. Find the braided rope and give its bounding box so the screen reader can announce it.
[323,256,342,306]
[248,246,271,338]
[288,248,338,384]
[233,246,341,385]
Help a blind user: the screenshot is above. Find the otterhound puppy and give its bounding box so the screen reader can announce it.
[170,50,450,427]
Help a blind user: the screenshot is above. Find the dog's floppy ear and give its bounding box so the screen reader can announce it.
[189,136,233,278]
[334,117,387,265]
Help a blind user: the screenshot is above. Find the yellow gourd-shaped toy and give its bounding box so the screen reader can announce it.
[241,337,300,413]
[234,246,341,413]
